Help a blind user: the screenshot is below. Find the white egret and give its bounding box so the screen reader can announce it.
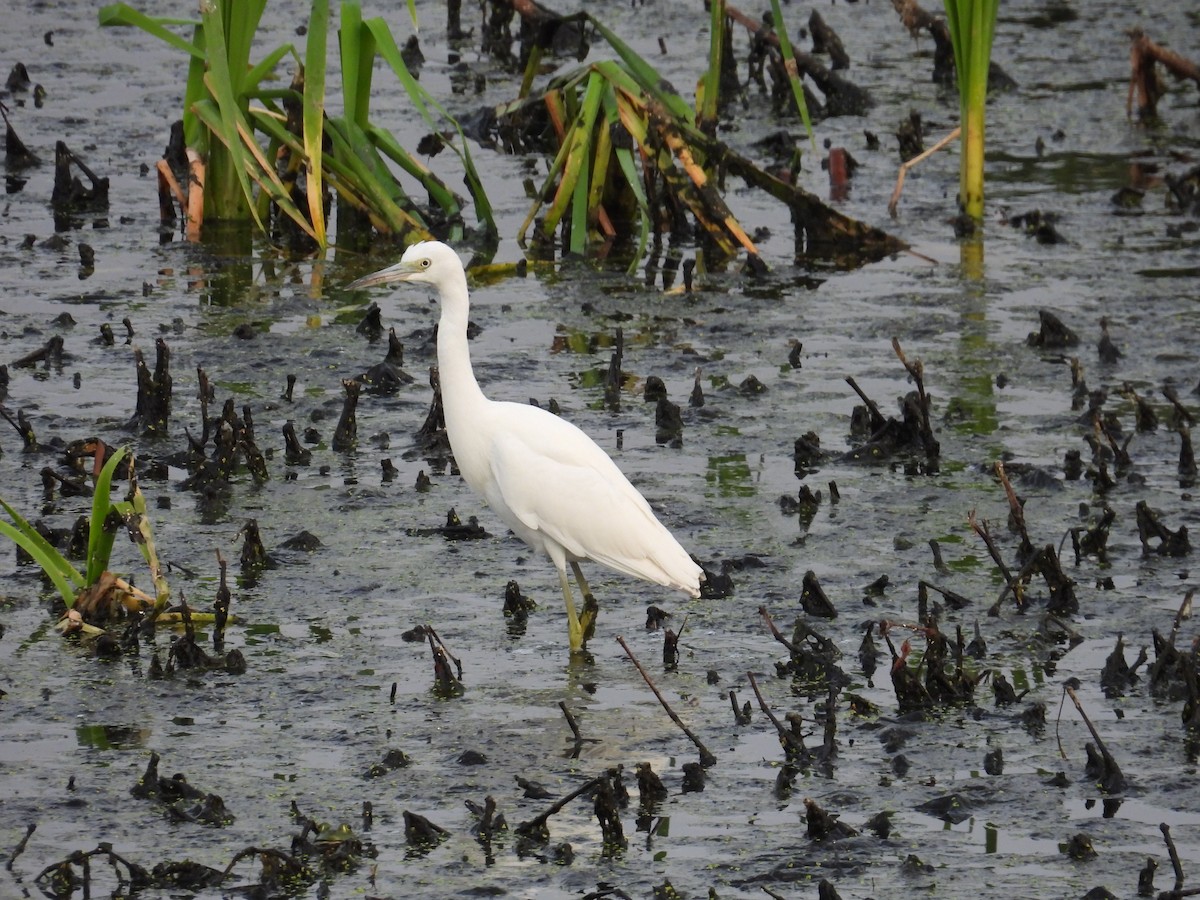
[349,241,703,652]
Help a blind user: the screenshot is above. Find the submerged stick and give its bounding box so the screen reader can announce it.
[1162,822,1185,893]
[888,127,960,216]
[759,605,801,656]
[515,770,611,838]
[617,636,716,767]
[5,823,35,871]
[994,461,1034,558]
[971,509,1020,614]
[746,671,807,759]
[1064,684,1126,791]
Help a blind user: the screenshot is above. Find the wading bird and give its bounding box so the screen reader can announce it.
[349,241,703,652]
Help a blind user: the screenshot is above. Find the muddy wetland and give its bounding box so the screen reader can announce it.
[2,0,1200,897]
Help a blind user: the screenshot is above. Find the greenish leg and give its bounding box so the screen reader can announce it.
[558,567,584,652]
[570,561,599,645]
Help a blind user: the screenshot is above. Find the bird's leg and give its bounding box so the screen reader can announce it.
[558,567,585,652]
[569,561,599,645]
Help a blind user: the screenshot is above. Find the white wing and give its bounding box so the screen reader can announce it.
[484,403,701,595]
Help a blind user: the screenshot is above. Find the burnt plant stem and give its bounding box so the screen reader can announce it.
[994,460,1033,558]
[971,509,1020,614]
[617,636,716,767]
[6,823,35,871]
[1064,684,1125,787]
[844,376,887,432]
[1171,590,1195,644]
[219,847,304,883]
[746,670,807,759]
[515,771,611,837]
[1162,822,1186,892]
[892,338,939,456]
[559,700,583,744]
[758,605,801,656]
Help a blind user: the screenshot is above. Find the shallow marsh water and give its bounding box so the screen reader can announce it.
[1,1,1199,898]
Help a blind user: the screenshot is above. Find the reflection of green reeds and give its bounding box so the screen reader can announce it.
[944,0,997,221]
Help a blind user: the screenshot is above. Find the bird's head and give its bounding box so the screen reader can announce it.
[347,240,461,290]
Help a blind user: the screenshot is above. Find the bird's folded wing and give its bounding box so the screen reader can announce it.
[489,430,690,588]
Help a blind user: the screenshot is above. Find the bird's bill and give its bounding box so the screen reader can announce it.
[347,260,418,290]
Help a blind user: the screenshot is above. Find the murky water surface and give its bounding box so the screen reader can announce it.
[1,1,1199,898]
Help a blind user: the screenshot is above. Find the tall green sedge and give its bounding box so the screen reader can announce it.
[944,0,998,221]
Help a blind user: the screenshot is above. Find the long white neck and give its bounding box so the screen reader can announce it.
[435,270,488,445]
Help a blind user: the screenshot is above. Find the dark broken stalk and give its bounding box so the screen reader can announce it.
[729,689,751,725]
[891,338,940,457]
[1162,384,1196,426]
[0,405,37,451]
[1179,426,1197,480]
[282,422,312,465]
[603,327,624,412]
[1063,683,1126,791]
[758,605,802,657]
[5,823,35,871]
[994,461,1034,560]
[332,379,360,451]
[515,769,615,842]
[844,375,888,433]
[51,140,109,208]
[616,636,716,767]
[1094,414,1132,471]
[559,700,591,752]
[1161,823,1186,894]
[1036,545,1079,616]
[213,550,230,653]
[919,580,972,611]
[196,366,211,443]
[971,510,1021,614]
[746,670,808,760]
[1171,589,1195,645]
[11,335,65,368]
[663,614,688,668]
[422,624,458,686]
[218,847,305,885]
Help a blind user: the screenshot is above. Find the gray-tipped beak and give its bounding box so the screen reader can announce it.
[347,260,417,290]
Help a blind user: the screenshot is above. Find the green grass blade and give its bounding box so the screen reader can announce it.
[570,154,589,255]
[605,92,651,272]
[586,16,693,123]
[195,99,318,239]
[198,3,262,227]
[339,2,374,127]
[223,0,268,93]
[244,43,295,95]
[363,125,458,215]
[0,521,80,606]
[254,108,426,235]
[544,70,605,244]
[0,499,85,589]
[86,447,126,584]
[97,4,203,59]
[364,15,495,236]
[768,0,814,146]
[698,0,724,127]
[303,0,329,247]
